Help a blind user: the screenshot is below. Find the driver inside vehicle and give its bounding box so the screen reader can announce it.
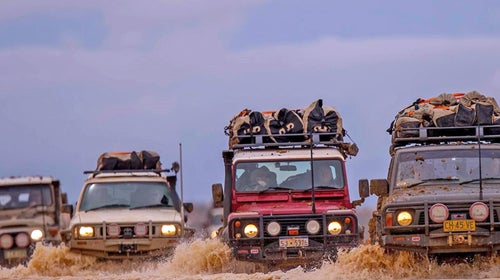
[246,166,277,191]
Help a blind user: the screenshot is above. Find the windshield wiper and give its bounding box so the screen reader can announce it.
[130,203,172,210]
[85,204,129,211]
[259,186,294,193]
[302,185,341,191]
[405,178,459,188]
[459,177,500,185]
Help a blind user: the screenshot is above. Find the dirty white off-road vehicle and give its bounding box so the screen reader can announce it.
[0,176,71,266]
[369,92,500,258]
[61,151,194,259]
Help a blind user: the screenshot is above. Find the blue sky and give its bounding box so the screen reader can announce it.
[1,0,500,211]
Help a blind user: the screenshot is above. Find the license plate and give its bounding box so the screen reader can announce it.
[3,249,28,259]
[279,236,309,248]
[443,219,476,232]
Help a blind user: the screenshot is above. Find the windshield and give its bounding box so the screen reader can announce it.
[235,159,344,192]
[79,182,176,211]
[0,184,53,210]
[395,148,500,188]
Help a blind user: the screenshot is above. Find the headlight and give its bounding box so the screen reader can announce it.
[306,220,321,234]
[266,221,281,236]
[78,226,94,238]
[161,224,177,236]
[15,232,30,248]
[31,229,44,241]
[397,211,413,226]
[210,230,218,239]
[470,202,488,222]
[429,203,448,223]
[328,221,342,235]
[244,224,258,238]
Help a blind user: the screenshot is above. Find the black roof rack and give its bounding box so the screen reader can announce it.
[83,168,175,178]
[392,124,500,147]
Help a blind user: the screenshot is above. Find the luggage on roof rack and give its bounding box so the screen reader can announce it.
[96,150,161,171]
[388,91,500,147]
[224,99,358,156]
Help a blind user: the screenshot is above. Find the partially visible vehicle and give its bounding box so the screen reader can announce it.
[60,150,194,259]
[369,91,500,257]
[0,176,72,266]
[212,99,368,268]
[206,207,223,239]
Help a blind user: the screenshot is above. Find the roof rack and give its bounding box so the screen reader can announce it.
[392,124,500,147]
[83,168,175,178]
[231,132,359,157]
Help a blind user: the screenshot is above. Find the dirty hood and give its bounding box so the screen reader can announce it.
[71,208,182,226]
[388,183,500,204]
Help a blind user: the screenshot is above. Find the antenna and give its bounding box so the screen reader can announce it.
[477,121,483,200]
[309,132,316,214]
[179,143,186,230]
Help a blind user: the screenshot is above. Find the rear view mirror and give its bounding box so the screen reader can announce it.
[358,179,369,199]
[212,183,223,208]
[183,202,194,213]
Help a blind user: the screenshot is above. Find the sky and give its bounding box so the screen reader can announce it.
[1,0,500,210]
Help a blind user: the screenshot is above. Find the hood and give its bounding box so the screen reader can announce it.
[234,190,349,215]
[71,208,182,226]
[388,183,500,204]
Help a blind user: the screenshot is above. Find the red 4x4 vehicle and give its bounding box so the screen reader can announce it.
[212,100,368,267]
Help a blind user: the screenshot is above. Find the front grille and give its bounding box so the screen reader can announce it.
[262,215,323,237]
[99,225,154,239]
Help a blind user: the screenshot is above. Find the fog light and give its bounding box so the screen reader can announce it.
[470,202,488,222]
[266,221,281,236]
[306,220,320,234]
[0,234,13,249]
[15,232,30,248]
[107,224,120,237]
[429,203,449,223]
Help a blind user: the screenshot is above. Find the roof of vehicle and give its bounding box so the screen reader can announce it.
[0,176,59,186]
[232,145,346,161]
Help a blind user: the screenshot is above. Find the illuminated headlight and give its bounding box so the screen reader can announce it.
[429,203,449,223]
[78,226,94,238]
[0,234,14,249]
[470,202,489,222]
[243,224,258,238]
[31,229,44,241]
[266,221,281,236]
[15,232,30,248]
[328,221,342,235]
[161,224,177,236]
[210,230,218,239]
[396,211,413,226]
[306,220,321,234]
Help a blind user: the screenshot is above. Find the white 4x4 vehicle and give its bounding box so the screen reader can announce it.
[61,151,194,259]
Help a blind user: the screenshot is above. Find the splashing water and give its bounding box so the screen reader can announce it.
[2,240,500,279]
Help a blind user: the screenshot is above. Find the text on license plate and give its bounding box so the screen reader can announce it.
[443,219,476,232]
[3,249,28,259]
[279,236,309,248]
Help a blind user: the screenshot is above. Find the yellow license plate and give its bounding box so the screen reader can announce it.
[279,236,309,248]
[3,249,28,259]
[443,219,476,232]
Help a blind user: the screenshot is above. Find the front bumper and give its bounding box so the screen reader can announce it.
[231,234,359,264]
[67,237,181,259]
[382,230,500,254]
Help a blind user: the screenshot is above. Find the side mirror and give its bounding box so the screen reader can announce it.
[62,204,74,217]
[61,193,68,204]
[358,179,369,199]
[370,179,389,196]
[212,183,223,208]
[183,202,194,213]
[352,179,369,208]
